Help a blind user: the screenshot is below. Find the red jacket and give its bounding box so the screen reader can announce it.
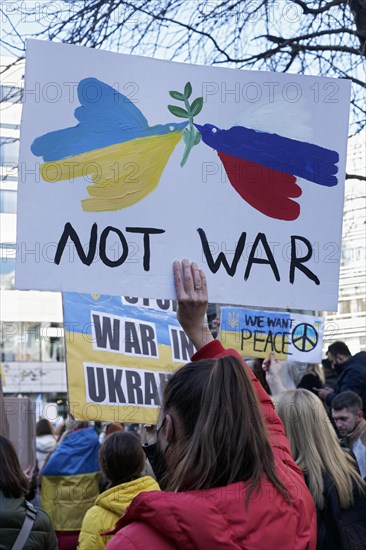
[105,341,317,549]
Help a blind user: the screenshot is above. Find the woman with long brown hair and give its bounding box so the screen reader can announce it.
[0,435,57,549]
[105,260,316,549]
[78,431,159,550]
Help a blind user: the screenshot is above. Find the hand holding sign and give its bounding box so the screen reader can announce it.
[262,352,287,396]
[173,259,214,351]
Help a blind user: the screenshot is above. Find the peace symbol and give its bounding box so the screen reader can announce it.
[292,323,318,352]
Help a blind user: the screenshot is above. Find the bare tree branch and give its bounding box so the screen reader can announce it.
[346,173,366,180]
[0,0,365,135]
[290,0,345,15]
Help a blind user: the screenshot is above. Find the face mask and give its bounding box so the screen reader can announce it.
[153,437,170,489]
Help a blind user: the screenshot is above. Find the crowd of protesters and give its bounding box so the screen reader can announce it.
[0,260,365,549]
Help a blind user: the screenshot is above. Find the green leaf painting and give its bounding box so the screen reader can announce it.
[167,82,204,167]
[184,82,192,98]
[190,97,203,117]
[167,105,189,118]
[169,90,186,101]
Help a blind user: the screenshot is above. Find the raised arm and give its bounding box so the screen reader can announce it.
[173,259,214,350]
[173,260,300,470]
[262,352,288,396]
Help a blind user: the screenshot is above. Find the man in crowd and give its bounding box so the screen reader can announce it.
[318,341,366,415]
[332,391,366,479]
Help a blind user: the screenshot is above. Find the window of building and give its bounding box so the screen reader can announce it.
[0,322,65,362]
[0,322,20,361]
[0,322,41,361]
[339,298,366,315]
[0,175,18,182]
[0,189,17,213]
[24,323,42,361]
[0,138,19,165]
[341,247,366,266]
[339,300,351,314]
[0,258,15,289]
[0,123,20,130]
[41,323,65,362]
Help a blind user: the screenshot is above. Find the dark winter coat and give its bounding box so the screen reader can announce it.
[0,490,58,550]
[311,473,366,550]
[326,357,366,416]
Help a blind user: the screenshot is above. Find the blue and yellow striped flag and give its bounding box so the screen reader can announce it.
[41,427,100,531]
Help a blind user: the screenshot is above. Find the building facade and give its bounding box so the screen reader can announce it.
[0,56,67,398]
[323,132,366,355]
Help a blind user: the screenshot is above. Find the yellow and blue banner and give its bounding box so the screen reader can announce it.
[63,293,191,423]
[219,306,324,362]
[41,426,100,531]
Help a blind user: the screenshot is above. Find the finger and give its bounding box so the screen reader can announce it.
[199,269,208,299]
[269,352,276,365]
[191,262,201,291]
[173,261,187,299]
[182,258,194,293]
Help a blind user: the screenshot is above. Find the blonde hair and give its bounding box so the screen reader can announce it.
[275,389,365,509]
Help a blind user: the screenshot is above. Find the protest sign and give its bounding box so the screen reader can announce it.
[220,306,324,362]
[16,40,350,310]
[4,397,36,470]
[63,293,193,422]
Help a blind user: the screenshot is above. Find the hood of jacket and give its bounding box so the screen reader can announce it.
[36,434,56,453]
[97,476,159,517]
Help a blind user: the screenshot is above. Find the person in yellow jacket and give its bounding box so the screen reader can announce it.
[78,431,159,550]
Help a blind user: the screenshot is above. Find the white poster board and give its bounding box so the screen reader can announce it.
[16,40,351,310]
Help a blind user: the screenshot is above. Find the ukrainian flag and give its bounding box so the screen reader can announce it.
[41,426,100,531]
